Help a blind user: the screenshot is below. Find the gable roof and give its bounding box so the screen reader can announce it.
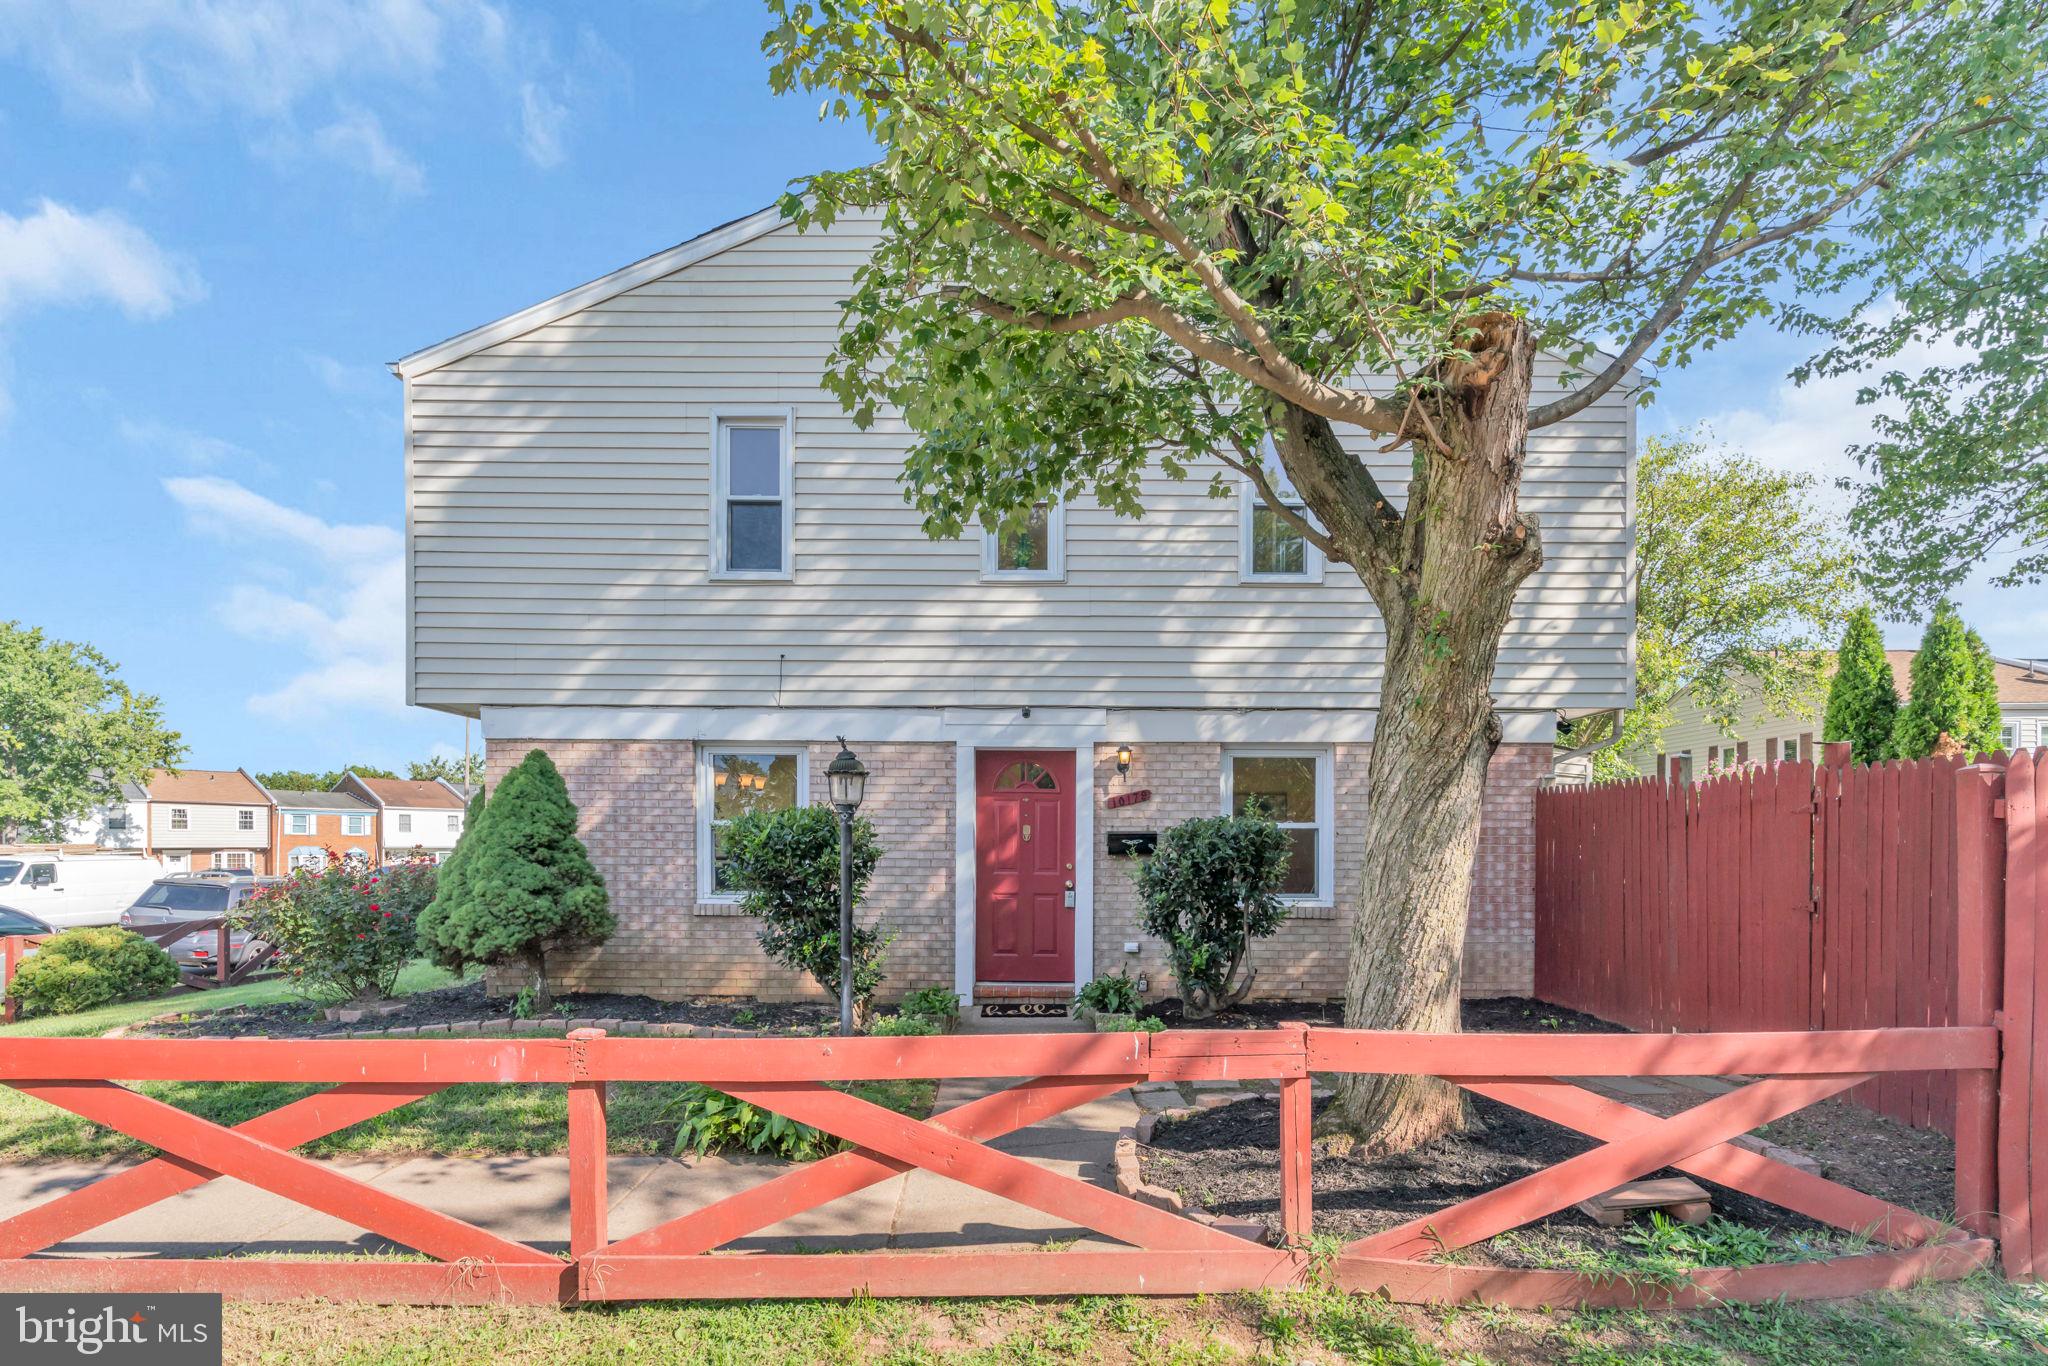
[1883,650,2048,708]
[265,789,375,812]
[347,775,467,809]
[390,203,787,380]
[144,769,270,806]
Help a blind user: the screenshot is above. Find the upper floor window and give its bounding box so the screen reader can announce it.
[982,501,1065,581]
[1222,749,1333,903]
[712,414,793,579]
[106,810,131,831]
[698,748,807,901]
[237,809,255,831]
[1240,450,1324,583]
[286,812,311,836]
[169,807,189,831]
[447,813,461,832]
[397,813,413,834]
[344,813,370,837]
[2002,724,2018,752]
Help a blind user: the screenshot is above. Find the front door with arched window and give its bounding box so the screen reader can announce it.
[974,750,1076,983]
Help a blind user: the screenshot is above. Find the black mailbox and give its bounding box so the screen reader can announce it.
[1106,831,1158,858]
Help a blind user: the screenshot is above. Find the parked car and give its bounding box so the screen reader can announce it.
[0,905,55,936]
[118,874,272,971]
[0,851,168,929]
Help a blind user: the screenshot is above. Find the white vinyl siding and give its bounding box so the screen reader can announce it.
[151,803,269,847]
[404,213,1634,712]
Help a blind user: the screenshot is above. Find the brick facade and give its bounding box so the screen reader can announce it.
[485,734,1545,1003]
[273,815,379,872]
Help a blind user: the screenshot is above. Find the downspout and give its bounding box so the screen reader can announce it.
[1549,708,1628,783]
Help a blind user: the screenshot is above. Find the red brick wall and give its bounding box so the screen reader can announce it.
[274,813,379,872]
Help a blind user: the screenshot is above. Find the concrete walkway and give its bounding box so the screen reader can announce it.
[0,1076,1139,1261]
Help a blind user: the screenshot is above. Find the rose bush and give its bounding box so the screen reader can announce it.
[236,853,435,1002]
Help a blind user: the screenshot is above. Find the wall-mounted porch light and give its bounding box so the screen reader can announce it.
[1115,743,1134,779]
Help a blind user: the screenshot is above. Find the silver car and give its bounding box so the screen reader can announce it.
[118,874,272,972]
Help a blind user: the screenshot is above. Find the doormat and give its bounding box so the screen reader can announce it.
[979,1001,1069,1018]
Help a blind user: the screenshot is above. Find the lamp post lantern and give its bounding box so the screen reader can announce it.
[826,738,869,1036]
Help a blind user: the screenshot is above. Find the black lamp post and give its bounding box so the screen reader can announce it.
[826,737,869,1036]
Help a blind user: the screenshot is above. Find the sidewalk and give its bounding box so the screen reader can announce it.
[0,1076,1140,1260]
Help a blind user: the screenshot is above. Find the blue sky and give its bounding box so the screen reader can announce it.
[0,2,2037,774]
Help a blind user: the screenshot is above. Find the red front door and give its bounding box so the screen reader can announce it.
[975,749,1076,983]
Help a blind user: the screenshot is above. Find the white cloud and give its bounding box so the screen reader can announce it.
[0,1,615,175]
[311,108,425,195]
[162,474,405,720]
[302,351,382,397]
[0,199,202,320]
[119,417,256,470]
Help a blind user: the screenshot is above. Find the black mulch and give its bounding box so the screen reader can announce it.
[1138,995,1955,1266]
[136,978,835,1039]
[1137,995,1627,1034]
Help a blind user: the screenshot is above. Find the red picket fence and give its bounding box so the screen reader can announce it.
[0,1023,2001,1304]
[1536,749,2045,1145]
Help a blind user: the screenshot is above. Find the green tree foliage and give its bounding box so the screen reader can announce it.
[5,927,180,1018]
[1823,608,1900,763]
[415,750,611,1009]
[1890,603,2001,758]
[254,766,399,793]
[764,0,2048,1145]
[408,754,482,787]
[720,804,889,1011]
[417,788,488,972]
[1567,435,1858,777]
[1132,809,1292,1019]
[0,622,183,839]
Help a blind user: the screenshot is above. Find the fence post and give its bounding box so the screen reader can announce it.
[1277,1022,1313,1246]
[568,1028,609,1276]
[0,936,20,1024]
[216,923,230,987]
[1955,764,2005,1245]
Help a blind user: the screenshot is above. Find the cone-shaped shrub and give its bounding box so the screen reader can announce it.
[419,750,612,1007]
[1891,603,1998,758]
[1966,628,2006,752]
[1823,607,1899,763]
[417,787,488,973]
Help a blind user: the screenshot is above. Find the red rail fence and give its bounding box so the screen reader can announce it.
[0,1021,2006,1305]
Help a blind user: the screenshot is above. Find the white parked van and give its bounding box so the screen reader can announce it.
[0,851,168,929]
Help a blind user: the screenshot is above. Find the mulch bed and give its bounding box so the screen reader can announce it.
[1138,995,1956,1266]
[136,978,835,1039]
[1136,995,1627,1034]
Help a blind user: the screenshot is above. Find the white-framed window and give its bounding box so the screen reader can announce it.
[1239,444,1325,583]
[697,747,809,902]
[1781,738,1799,763]
[981,501,1066,581]
[1222,749,1334,903]
[286,812,312,836]
[170,807,189,831]
[447,813,461,832]
[213,851,251,871]
[711,412,794,580]
[289,846,327,872]
[106,810,131,831]
[237,808,255,831]
[2001,724,2018,752]
[397,813,413,834]
[344,813,369,837]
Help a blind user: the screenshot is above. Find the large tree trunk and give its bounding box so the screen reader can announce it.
[1277,314,1544,1156]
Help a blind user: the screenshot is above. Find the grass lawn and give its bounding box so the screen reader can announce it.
[0,959,465,1040]
[213,1274,2048,1365]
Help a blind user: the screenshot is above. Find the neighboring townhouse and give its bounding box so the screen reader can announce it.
[142,769,273,873]
[331,773,469,862]
[392,203,1637,1005]
[61,780,150,849]
[1632,652,2048,778]
[263,789,380,871]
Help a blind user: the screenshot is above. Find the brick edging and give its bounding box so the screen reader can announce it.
[1114,1097,1271,1245]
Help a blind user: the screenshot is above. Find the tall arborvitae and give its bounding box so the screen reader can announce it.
[417,787,488,972]
[1891,603,1991,758]
[1823,607,1900,764]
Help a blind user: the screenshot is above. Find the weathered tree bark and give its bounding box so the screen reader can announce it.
[1273,314,1544,1155]
[529,948,553,1013]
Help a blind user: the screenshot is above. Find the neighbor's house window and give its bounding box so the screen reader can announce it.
[2002,724,2018,752]
[344,813,369,837]
[446,813,461,832]
[698,748,807,901]
[289,846,326,872]
[170,807,189,831]
[397,813,413,834]
[106,810,131,831]
[712,414,793,579]
[982,501,1065,581]
[1222,750,1334,902]
[237,809,255,831]
[1781,738,1799,762]
[286,812,312,836]
[214,851,250,871]
[1239,453,1325,583]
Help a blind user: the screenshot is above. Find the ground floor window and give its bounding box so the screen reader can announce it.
[212,851,252,871]
[698,747,807,900]
[1222,749,1331,901]
[289,846,327,872]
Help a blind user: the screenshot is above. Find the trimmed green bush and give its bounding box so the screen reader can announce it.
[898,985,960,1029]
[867,1012,941,1037]
[1133,808,1292,1019]
[417,787,487,972]
[6,927,180,1018]
[1094,1013,1165,1034]
[238,858,434,1002]
[1824,607,1899,763]
[667,1083,844,1161]
[415,750,613,1011]
[721,803,890,1013]
[1891,603,2001,757]
[1075,969,1143,1017]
